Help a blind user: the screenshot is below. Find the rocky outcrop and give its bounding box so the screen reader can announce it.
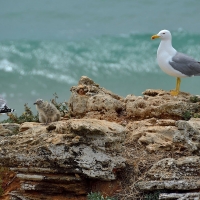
[69,77,200,122]
[69,76,126,122]
[138,156,200,190]
[0,119,125,199]
[136,119,200,199]
[174,118,200,153]
[2,76,200,200]
[126,89,200,120]
[0,123,20,136]
[125,118,177,152]
[159,192,200,200]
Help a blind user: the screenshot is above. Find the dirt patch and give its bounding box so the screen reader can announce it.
[0,168,20,200]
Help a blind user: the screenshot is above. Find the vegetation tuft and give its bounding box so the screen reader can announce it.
[1,103,39,124]
[143,190,168,200]
[182,110,192,121]
[87,192,116,200]
[190,95,200,103]
[50,93,68,116]
[1,93,68,124]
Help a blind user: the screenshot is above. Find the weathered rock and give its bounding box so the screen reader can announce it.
[137,179,200,191]
[159,192,200,200]
[174,118,200,153]
[138,156,200,191]
[19,122,41,132]
[126,118,176,152]
[125,89,200,120]
[0,119,125,198]
[2,77,200,199]
[0,125,12,136]
[68,76,125,122]
[0,123,20,136]
[1,123,20,132]
[146,156,200,180]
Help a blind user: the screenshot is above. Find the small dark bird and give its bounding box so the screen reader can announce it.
[0,97,15,114]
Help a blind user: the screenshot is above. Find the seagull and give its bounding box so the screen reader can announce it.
[0,97,15,114]
[151,29,200,96]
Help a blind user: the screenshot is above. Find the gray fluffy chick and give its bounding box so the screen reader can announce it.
[34,99,61,124]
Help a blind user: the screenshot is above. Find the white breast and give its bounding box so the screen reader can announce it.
[157,41,187,78]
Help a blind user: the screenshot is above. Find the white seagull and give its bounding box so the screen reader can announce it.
[151,29,200,96]
[0,97,15,114]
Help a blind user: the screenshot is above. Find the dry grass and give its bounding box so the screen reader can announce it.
[115,141,174,200]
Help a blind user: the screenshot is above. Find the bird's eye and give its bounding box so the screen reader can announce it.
[163,33,165,34]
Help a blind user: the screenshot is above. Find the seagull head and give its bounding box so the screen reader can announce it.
[151,30,172,41]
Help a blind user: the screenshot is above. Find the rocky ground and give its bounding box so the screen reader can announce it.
[1,76,200,200]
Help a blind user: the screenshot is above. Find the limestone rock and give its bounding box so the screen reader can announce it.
[0,119,125,180]
[0,123,20,136]
[0,124,12,136]
[2,77,200,199]
[137,179,200,191]
[159,192,200,200]
[174,118,200,152]
[19,122,41,132]
[146,156,200,180]
[1,123,20,132]
[125,89,199,120]
[137,156,200,191]
[126,118,176,152]
[68,76,125,122]
[0,119,125,198]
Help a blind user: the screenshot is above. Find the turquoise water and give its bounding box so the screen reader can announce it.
[1,0,200,115]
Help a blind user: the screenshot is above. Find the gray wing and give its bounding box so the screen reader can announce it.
[169,52,200,76]
[0,98,6,109]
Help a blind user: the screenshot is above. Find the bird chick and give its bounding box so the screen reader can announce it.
[34,99,61,124]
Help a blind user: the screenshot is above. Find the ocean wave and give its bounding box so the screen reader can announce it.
[0,33,200,83]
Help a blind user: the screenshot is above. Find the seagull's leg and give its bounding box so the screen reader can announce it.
[170,77,181,96]
[177,77,181,92]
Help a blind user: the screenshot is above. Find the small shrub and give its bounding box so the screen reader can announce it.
[144,191,160,200]
[143,190,168,200]
[87,192,116,200]
[182,111,192,121]
[190,96,200,103]
[1,93,69,124]
[193,113,200,118]
[1,103,39,124]
[50,93,68,116]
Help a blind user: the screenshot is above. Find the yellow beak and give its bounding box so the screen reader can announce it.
[151,34,160,40]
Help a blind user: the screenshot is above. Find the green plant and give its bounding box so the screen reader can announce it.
[182,110,192,121]
[144,190,168,200]
[190,96,200,103]
[1,93,69,124]
[87,192,116,200]
[193,113,200,118]
[144,191,159,200]
[50,93,68,116]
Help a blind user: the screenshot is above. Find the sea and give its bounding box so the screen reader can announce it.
[1,0,200,117]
